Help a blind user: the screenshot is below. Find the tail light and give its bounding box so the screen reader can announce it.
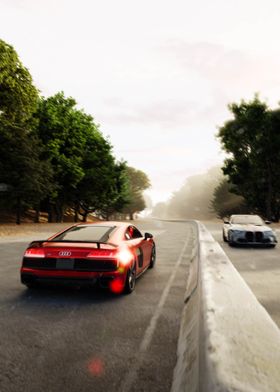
[117,249,133,266]
[87,249,117,258]
[24,248,45,258]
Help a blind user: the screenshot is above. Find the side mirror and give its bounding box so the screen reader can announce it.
[265,220,271,224]
[144,232,153,240]
[223,220,230,224]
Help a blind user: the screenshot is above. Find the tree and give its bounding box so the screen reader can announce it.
[0,122,53,223]
[36,93,93,221]
[0,39,38,124]
[121,167,151,219]
[217,96,280,221]
[0,39,149,224]
[0,39,52,223]
[166,167,222,219]
[36,92,130,222]
[77,155,130,221]
[211,178,247,218]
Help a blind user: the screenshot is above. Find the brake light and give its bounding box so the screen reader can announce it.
[24,248,45,258]
[117,249,133,266]
[87,249,116,258]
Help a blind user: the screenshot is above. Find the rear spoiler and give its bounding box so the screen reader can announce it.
[27,240,118,249]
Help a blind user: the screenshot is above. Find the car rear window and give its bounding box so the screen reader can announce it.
[51,225,116,242]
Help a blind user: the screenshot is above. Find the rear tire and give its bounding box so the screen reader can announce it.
[149,245,156,269]
[123,262,136,294]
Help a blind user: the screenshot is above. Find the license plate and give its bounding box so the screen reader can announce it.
[56,259,74,270]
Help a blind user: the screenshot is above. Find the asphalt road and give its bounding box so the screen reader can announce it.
[0,220,196,392]
[203,221,280,328]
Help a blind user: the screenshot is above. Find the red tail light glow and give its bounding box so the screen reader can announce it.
[110,278,125,294]
[88,358,104,377]
[117,249,133,266]
[24,248,45,258]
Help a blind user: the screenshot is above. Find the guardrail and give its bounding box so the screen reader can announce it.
[172,221,280,392]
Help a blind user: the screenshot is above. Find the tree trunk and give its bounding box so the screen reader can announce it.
[55,204,60,223]
[48,210,53,223]
[16,196,21,225]
[82,212,88,222]
[47,199,53,222]
[74,208,78,222]
[34,204,40,223]
[55,203,64,223]
[74,201,79,222]
[265,161,273,220]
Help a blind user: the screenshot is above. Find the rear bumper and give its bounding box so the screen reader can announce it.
[21,267,126,288]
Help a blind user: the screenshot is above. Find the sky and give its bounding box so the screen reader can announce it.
[2,0,280,204]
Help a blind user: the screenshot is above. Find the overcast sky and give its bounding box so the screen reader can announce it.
[2,0,280,203]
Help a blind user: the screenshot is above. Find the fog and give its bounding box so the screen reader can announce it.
[151,166,223,220]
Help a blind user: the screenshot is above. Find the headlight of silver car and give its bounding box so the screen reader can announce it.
[263,230,276,239]
[231,230,244,235]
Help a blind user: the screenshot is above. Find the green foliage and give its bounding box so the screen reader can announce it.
[78,156,130,220]
[36,92,131,221]
[0,120,53,206]
[0,39,52,222]
[0,39,38,124]
[211,178,247,218]
[121,167,151,218]
[218,96,280,220]
[0,39,151,223]
[36,93,90,201]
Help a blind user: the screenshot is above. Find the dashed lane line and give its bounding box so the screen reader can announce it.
[119,236,191,392]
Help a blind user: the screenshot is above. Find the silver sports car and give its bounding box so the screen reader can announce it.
[223,214,277,247]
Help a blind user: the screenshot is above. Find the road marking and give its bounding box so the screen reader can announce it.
[120,237,190,392]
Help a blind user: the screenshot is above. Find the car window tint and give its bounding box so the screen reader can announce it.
[125,226,142,240]
[52,225,116,242]
[125,226,133,240]
[131,226,142,238]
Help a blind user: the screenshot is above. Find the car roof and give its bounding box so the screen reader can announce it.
[76,221,129,227]
[230,214,260,218]
[47,221,135,245]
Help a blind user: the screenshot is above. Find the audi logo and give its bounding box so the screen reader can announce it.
[59,251,72,257]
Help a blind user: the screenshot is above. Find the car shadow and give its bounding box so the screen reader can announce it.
[18,284,125,307]
[228,243,276,249]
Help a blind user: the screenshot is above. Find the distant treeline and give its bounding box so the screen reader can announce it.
[152,96,280,222]
[151,167,230,220]
[0,39,150,223]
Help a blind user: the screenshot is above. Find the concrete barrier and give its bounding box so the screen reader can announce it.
[171,221,200,392]
[172,221,280,392]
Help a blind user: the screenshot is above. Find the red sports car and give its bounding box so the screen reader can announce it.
[20,222,156,294]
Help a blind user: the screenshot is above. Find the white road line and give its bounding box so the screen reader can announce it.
[120,237,190,392]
